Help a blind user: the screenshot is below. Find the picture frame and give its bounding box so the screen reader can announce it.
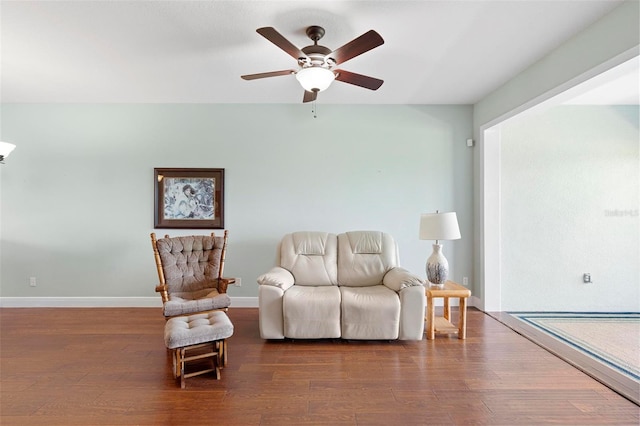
[154,168,225,229]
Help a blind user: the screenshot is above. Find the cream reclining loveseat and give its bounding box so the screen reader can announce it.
[257,231,426,340]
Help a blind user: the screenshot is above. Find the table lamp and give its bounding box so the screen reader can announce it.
[419,211,461,286]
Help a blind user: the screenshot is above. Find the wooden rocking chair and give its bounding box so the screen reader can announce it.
[151,231,234,318]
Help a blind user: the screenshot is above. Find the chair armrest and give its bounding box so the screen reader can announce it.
[218,277,235,293]
[257,267,295,291]
[155,284,169,303]
[383,267,425,292]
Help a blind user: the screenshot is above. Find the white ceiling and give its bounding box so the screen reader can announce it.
[1,0,636,105]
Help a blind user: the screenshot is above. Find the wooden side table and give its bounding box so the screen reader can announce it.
[425,280,471,340]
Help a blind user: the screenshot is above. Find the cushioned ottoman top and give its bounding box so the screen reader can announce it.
[164,311,234,349]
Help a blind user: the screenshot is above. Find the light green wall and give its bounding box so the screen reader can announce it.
[0,104,474,300]
[501,105,639,311]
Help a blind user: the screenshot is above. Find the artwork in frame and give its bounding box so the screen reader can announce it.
[154,168,225,229]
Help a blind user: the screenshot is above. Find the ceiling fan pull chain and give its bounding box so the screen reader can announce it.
[312,100,318,118]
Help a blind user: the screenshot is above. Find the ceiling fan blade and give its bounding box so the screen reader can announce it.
[334,69,383,90]
[241,70,295,80]
[327,30,384,65]
[257,27,307,61]
[303,90,317,103]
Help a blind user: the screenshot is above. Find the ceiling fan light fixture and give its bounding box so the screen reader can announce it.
[296,67,335,92]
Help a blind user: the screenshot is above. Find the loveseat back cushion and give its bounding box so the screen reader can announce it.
[280,232,338,286]
[337,231,398,287]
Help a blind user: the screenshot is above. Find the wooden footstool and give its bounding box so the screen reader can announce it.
[164,311,234,388]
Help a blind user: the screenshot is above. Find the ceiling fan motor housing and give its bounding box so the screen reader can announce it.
[300,47,332,66]
[300,26,333,67]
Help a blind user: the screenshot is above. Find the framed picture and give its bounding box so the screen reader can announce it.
[154,168,225,229]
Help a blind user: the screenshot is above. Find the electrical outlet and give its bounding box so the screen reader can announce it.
[463,277,468,286]
[583,273,592,283]
[234,277,241,287]
[29,277,37,287]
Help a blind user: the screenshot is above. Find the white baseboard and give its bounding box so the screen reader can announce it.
[0,296,259,308]
[470,295,481,309]
[229,297,259,308]
[0,295,476,311]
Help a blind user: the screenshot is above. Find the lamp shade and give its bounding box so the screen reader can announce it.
[419,212,461,241]
[295,67,335,92]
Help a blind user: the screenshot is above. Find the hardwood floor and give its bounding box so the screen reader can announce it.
[1,307,638,425]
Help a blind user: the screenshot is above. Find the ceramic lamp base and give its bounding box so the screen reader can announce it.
[426,243,449,286]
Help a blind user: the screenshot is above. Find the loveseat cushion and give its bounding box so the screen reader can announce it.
[283,285,341,338]
[337,231,398,287]
[280,232,338,286]
[340,285,400,340]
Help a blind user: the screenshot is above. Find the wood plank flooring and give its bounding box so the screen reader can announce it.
[1,307,638,425]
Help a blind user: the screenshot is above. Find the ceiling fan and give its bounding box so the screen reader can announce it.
[241,26,384,103]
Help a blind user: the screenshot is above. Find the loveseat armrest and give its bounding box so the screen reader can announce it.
[257,267,295,291]
[383,267,425,292]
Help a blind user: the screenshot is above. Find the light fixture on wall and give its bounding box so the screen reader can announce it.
[419,211,461,286]
[0,141,16,163]
[295,66,336,93]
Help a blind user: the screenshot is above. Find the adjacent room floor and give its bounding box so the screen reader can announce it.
[493,311,639,406]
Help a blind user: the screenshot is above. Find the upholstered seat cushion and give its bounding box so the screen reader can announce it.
[283,285,341,338]
[164,311,234,349]
[163,288,231,317]
[340,285,401,340]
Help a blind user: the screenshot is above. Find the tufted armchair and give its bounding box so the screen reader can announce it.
[151,232,234,318]
[257,230,426,340]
